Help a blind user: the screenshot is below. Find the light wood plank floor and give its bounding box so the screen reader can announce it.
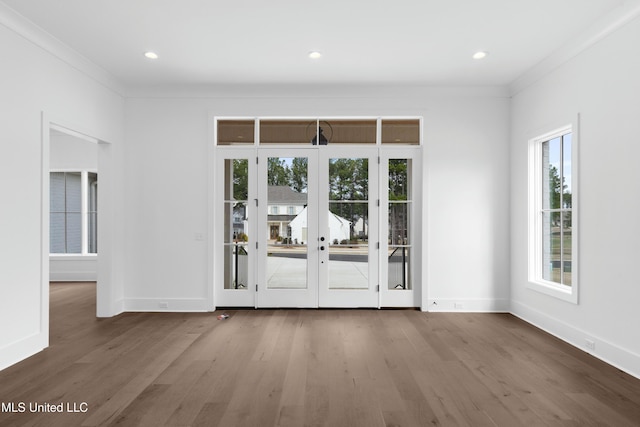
[1,283,639,426]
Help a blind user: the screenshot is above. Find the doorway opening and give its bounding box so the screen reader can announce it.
[49,127,98,282]
[42,116,116,331]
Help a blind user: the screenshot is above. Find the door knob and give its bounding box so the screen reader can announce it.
[320,246,325,251]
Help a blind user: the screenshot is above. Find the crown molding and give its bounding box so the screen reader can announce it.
[509,1,640,96]
[0,2,125,97]
[125,83,510,100]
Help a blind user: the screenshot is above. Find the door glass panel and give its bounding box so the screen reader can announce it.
[328,158,369,289]
[388,159,411,290]
[224,159,249,289]
[266,157,308,288]
[260,120,313,145]
[217,120,255,145]
[325,120,376,144]
[382,119,420,145]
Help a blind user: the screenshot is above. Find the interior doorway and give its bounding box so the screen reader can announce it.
[49,127,98,282]
[42,117,115,325]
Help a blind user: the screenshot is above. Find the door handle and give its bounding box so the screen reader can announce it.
[320,246,325,251]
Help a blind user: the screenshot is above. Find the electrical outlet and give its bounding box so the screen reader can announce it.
[159,302,169,309]
[454,302,463,309]
[585,339,595,351]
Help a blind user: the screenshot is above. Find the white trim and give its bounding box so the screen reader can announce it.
[0,3,125,96]
[510,2,640,95]
[128,84,509,99]
[50,272,97,282]
[40,113,50,352]
[124,298,210,312]
[49,255,98,282]
[0,332,47,371]
[426,298,510,313]
[527,119,579,304]
[50,124,100,144]
[512,301,640,380]
[207,114,216,311]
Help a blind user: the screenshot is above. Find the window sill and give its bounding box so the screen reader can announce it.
[50,254,97,261]
[527,279,578,304]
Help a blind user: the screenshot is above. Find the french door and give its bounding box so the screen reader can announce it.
[214,145,419,308]
[257,147,378,307]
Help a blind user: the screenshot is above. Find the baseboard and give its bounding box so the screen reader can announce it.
[426,298,510,312]
[0,331,47,371]
[50,271,97,281]
[511,300,640,379]
[123,298,211,312]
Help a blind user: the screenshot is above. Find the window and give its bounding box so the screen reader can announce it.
[387,158,412,290]
[215,117,422,146]
[529,125,577,302]
[50,171,97,255]
[270,206,279,215]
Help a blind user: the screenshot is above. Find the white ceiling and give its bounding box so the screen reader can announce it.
[1,0,635,90]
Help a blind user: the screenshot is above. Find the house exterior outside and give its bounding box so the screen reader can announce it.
[266,186,353,244]
[267,186,307,241]
[289,207,350,245]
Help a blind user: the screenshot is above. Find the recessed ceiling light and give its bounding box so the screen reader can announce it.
[144,51,159,59]
[472,51,488,60]
[308,51,322,59]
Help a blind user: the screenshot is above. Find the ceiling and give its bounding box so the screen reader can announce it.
[1,0,633,90]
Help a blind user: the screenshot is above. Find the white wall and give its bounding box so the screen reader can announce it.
[50,132,98,170]
[49,132,99,281]
[510,15,640,377]
[123,86,510,312]
[0,8,124,370]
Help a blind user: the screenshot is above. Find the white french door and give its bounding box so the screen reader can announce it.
[317,147,378,307]
[213,145,420,309]
[256,147,378,308]
[257,148,318,307]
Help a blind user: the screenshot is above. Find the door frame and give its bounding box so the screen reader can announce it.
[211,116,424,310]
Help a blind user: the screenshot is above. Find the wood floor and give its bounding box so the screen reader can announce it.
[1,283,639,427]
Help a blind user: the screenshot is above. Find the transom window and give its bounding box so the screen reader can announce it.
[215,118,421,146]
[528,124,578,303]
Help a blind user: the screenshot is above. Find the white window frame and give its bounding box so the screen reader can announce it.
[528,122,578,303]
[50,170,98,257]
